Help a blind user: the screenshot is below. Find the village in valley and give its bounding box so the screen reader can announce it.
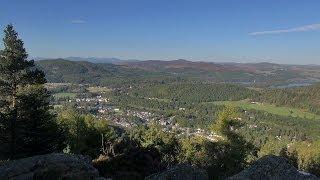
[48,83,223,142]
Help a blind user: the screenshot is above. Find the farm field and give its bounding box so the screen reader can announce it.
[209,100,320,120]
[87,86,112,93]
[53,92,77,99]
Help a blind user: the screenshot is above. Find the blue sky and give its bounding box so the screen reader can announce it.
[1,0,320,64]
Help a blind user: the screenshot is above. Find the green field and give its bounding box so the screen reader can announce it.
[210,100,320,120]
[149,98,171,102]
[53,92,77,98]
[87,86,111,93]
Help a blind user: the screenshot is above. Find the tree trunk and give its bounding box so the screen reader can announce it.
[10,108,17,159]
[10,83,17,159]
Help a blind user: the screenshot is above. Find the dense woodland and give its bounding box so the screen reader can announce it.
[36,59,181,87]
[255,84,320,115]
[1,25,320,179]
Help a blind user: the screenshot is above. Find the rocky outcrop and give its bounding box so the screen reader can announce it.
[2,153,319,180]
[93,147,162,180]
[145,164,208,180]
[0,153,104,180]
[228,155,319,180]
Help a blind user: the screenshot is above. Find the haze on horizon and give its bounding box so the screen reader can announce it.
[1,0,320,65]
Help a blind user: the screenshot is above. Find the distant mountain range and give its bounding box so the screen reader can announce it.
[120,59,320,74]
[35,58,320,86]
[65,57,123,63]
[34,56,320,69]
[33,56,138,64]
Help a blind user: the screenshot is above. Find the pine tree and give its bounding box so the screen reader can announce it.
[0,24,65,159]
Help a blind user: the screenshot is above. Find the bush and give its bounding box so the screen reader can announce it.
[289,141,320,176]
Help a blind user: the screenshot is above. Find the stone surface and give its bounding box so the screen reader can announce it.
[0,153,104,180]
[145,164,208,180]
[228,155,319,180]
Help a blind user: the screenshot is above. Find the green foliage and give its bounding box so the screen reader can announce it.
[15,85,66,157]
[131,83,258,104]
[129,123,180,167]
[288,141,320,176]
[258,139,289,157]
[256,84,320,115]
[178,136,214,168]
[240,109,317,145]
[211,105,240,137]
[210,106,256,175]
[213,100,320,120]
[255,139,320,176]
[0,25,64,159]
[128,114,256,178]
[58,109,117,158]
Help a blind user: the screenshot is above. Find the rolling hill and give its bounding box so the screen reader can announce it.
[121,59,320,85]
[36,59,320,87]
[36,59,158,84]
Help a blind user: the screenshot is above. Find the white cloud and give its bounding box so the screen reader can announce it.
[249,23,320,35]
[71,19,87,24]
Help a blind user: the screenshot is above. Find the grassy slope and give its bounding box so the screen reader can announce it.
[88,86,112,93]
[210,100,320,120]
[53,92,77,98]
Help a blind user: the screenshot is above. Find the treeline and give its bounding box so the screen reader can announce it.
[238,109,317,147]
[256,84,320,114]
[131,83,259,104]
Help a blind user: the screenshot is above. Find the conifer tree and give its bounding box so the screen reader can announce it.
[0,24,64,159]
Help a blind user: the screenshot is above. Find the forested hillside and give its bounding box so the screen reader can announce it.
[37,59,320,88]
[256,84,320,114]
[36,59,172,86]
[121,59,320,85]
[131,83,259,103]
